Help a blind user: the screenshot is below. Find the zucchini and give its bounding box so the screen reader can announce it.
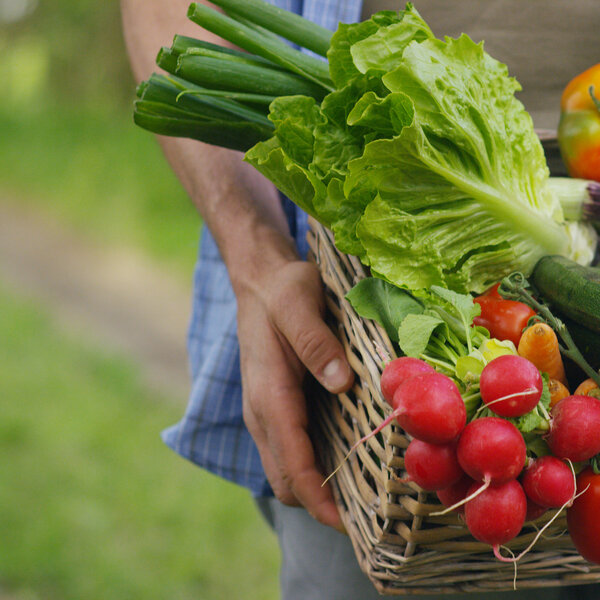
[531,255,600,333]
[561,316,600,371]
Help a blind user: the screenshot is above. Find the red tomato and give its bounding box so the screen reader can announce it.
[473,284,537,347]
[567,467,600,564]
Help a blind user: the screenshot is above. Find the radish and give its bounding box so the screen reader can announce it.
[521,456,576,508]
[525,498,547,522]
[391,372,467,444]
[436,474,475,514]
[430,417,528,516]
[380,357,434,403]
[403,439,463,491]
[546,395,600,462]
[324,372,466,485]
[464,479,527,553]
[479,355,542,417]
[457,417,527,486]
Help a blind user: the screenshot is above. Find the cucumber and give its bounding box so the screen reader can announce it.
[531,255,600,334]
[560,315,600,383]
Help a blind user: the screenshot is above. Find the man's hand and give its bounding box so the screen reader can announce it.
[236,255,354,531]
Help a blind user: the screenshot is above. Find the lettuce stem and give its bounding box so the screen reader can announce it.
[425,156,569,258]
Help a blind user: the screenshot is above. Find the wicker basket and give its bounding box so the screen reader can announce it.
[306,217,600,596]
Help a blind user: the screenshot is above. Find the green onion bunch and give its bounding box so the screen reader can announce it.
[134,0,334,152]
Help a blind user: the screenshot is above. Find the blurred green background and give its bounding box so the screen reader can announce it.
[0,1,279,598]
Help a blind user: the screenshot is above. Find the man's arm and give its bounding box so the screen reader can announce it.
[121,0,353,530]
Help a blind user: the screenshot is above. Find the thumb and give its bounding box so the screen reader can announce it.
[269,264,354,394]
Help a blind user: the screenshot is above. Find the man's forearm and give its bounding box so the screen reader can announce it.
[120,0,296,287]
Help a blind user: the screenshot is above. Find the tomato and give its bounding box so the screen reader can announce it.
[567,467,600,564]
[558,63,600,182]
[473,283,536,347]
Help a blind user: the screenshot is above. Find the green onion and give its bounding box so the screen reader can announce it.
[156,47,180,74]
[183,46,276,68]
[169,34,284,69]
[142,73,273,124]
[209,0,332,57]
[171,34,246,57]
[175,52,327,99]
[176,89,277,106]
[134,75,273,151]
[133,106,272,152]
[186,2,333,92]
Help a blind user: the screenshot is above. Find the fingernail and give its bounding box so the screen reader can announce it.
[322,359,349,392]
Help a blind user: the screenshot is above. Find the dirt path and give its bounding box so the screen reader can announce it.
[0,199,193,402]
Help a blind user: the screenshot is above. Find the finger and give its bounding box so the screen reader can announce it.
[262,382,343,531]
[246,388,343,530]
[239,313,308,507]
[269,263,354,394]
[242,397,300,507]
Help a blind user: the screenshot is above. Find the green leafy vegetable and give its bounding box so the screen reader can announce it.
[345,277,423,342]
[133,0,596,294]
[398,313,446,359]
[346,276,488,415]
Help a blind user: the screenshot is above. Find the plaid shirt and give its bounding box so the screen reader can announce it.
[162,0,363,497]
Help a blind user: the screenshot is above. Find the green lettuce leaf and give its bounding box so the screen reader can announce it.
[244,136,326,220]
[327,10,404,88]
[345,34,570,292]
[349,6,433,75]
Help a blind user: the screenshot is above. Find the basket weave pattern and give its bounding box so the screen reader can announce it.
[307,218,600,595]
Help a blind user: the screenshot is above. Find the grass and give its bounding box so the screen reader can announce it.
[0,103,201,281]
[0,285,279,600]
[1,7,281,596]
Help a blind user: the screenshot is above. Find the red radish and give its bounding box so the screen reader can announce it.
[525,498,547,522]
[464,479,527,551]
[567,467,600,564]
[457,417,526,486]
[392,372,466,444]
[547,395,600,462]
[436,474,475,514]
[521,456,576,508]
[403,439,463,491]
[380,357,435,403]
[479,355,542,417]
[324,372,466,487]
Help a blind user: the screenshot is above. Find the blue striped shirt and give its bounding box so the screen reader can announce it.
[161,0,363,497]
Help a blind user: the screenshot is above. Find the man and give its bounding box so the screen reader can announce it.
[121,1,600,597]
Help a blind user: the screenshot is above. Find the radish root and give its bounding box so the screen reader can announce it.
[322,408,402,487]
[373,340,392,365]
[474,387,539,417]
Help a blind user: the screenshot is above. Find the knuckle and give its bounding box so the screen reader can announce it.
[270,475,298,507]
[242,388,269,430]
[266,263,324,315]
[292,327,331,368]
[267,282,299,316]
[241,401,255,431]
